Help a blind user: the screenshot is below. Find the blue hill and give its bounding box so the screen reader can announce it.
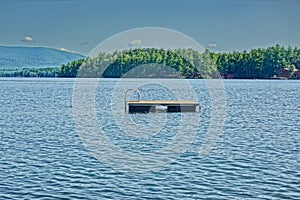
[0,46,85,69]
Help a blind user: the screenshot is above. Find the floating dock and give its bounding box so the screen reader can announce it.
[128,100,199,113]
[125,89,200,113]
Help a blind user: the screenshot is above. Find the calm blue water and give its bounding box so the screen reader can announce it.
[0,78,299,199]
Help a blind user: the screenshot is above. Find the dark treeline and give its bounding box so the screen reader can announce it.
[61,49,217,78]
[215,44,300,79]
[60,44,300,79]
[2,45,299,78]
[0,67,60,77]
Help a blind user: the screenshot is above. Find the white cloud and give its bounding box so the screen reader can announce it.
[129,39,142,47]
[22,36,35,42]
[208,43,217,48]
[60,47,69,52]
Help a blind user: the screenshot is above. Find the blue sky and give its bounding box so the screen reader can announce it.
[0,0,299,55]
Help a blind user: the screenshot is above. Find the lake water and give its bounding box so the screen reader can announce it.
[0,78,299,199]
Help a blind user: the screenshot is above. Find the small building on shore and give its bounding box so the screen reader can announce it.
[279,68,300,79]
[292,69,300,79]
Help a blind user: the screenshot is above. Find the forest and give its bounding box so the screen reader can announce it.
[0,67,60,77]
[59,44,300,79]
[1,44,300,79]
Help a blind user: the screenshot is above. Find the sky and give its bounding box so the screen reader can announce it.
[0,0,299,55]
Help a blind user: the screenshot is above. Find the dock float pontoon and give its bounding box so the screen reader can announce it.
[125,89,200,113]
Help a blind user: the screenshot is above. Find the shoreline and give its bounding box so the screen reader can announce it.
[0,76,299,80]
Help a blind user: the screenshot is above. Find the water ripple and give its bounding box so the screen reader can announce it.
[0,78,299,199]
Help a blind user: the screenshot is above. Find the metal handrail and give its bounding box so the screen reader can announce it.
[125,89,141,113]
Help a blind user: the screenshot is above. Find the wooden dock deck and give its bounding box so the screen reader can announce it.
[124,88,200,113]
[127,100,200,113]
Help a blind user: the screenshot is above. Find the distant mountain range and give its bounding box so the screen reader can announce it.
[0,46,85,69]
